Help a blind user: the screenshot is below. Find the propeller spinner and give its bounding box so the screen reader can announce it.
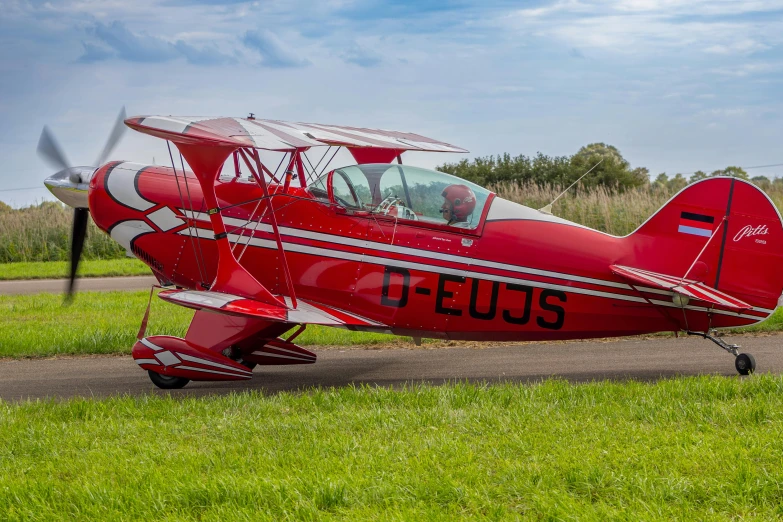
[37,107,127,300]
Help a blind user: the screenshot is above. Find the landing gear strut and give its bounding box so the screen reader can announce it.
[687,330,756,375]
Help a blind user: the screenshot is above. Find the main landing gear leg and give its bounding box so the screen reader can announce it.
[687,330,756,375]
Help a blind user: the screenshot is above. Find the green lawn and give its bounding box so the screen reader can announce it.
[0,290,406,358]
[727,306,783,333]
[1,288,781,358]
[0,258,151,280]
[2,377,783,520]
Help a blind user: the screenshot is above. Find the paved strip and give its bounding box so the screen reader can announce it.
[2,335,781,401]
[0,276,158,295]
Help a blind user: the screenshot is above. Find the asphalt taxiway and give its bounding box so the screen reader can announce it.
[2,334,781,401]
[0,276,158,295]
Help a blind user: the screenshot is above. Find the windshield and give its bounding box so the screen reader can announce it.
[310,164,491,229]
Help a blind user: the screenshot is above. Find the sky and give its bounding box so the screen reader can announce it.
[1,0,782,206]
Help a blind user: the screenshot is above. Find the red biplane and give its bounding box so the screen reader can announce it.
[39,111,783,388]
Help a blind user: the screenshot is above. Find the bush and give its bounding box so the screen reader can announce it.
[438,143,649,191]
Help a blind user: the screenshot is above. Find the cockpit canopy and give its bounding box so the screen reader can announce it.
[309,164,491,229]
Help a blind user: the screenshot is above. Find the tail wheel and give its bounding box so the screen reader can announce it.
[148,370,190,389]
[735,353,756,375]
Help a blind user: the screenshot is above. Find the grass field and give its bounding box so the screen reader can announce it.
[0,290,408,358]
[3,377,783,520]
[0,258,150,280]
[1,289,781,358]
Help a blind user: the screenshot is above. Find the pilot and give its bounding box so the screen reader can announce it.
[440,184,477,226]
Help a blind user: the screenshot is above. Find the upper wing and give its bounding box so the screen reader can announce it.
[610,264,752,311]
[125,115,468,153]
[158,289,388,328]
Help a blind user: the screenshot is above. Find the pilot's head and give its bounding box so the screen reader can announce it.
[440,184,476,224]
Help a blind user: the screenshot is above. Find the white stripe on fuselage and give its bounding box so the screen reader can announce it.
[185,209,775,315]
[174,227,766,321]
[184,210,663,294]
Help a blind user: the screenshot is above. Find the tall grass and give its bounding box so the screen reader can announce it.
[0,202,125,262]
[492,180,783,236]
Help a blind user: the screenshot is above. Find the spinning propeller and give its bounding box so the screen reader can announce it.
[37,107,127,300]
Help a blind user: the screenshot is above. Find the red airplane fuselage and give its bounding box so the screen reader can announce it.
[89,161,783,342]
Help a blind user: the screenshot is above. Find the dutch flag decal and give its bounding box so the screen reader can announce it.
[679,211,715,237]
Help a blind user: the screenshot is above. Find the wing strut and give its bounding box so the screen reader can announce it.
[238,147,298,308]
[282,152,298,192]
[295,152,307,188]
[174,142,283,306]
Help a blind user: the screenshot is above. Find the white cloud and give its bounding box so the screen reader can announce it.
[2,0,783,207]
[612,0,783,16]
[703,107,747,117]
[501,0,783,58]
[709,62,781,77]
[705,39,770,55]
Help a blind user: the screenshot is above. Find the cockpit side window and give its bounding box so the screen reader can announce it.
[309,163,491,229]
[309,174,329,202]
[332,166,372,210]
[372,165,490,229]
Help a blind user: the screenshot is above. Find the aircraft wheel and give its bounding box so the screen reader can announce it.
[148,370,190,389]
[735,353,756,375]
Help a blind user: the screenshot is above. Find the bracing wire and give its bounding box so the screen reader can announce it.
[318,147,341,177]
[311,146,332,175]
[166,141,206,285]
[539,159,603,214]
[301,152,318,183]
[179,152,209,281]
[236,154,289,262]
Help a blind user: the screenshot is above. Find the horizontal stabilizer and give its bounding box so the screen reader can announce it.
[610,264,752,311]
[158,289,387,327]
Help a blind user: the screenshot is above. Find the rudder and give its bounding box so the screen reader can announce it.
[623,176,783,312]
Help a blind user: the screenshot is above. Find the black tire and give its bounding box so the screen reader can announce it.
[735,353,756,375]
[148,370,190,389]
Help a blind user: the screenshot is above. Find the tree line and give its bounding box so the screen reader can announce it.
[437,143,778,192]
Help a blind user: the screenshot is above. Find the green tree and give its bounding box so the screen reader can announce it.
[631,167,651,186]
[654,173,669,188]
[689,170,708,183]
[572,143,627,165]
[568,143,648,190]
[723,166,749,179]
[438,152,572,186]
[711,166,749,180]
[667,174,688,192]
[751,175,771,190]
[438,143,648,191]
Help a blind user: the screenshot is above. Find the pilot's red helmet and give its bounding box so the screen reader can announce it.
[441,184,477,220]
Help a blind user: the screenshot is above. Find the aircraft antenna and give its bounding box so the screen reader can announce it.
[539,159,603,215]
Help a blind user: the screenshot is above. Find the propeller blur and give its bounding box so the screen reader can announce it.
[37,107,127,300]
